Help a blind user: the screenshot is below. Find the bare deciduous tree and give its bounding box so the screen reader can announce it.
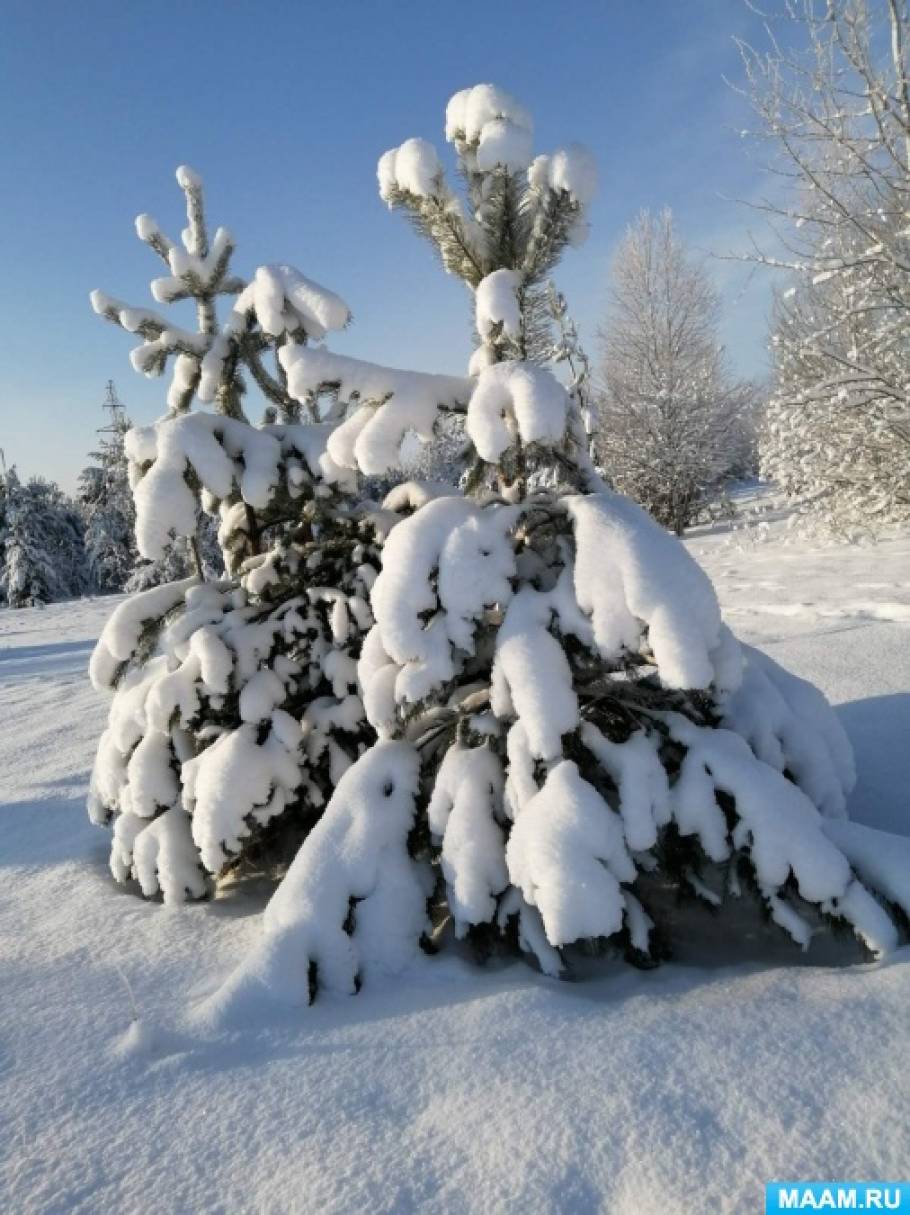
[596,209,759,534]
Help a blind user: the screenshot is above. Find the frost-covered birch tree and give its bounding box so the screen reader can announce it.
[205,86,910,1020]
[597,210,759,534]
[738,0,910,528]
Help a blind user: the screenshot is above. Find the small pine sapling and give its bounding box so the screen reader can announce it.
[87,168,391,900]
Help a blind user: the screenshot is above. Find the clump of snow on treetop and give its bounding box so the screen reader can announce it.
[374,81,598,297]
[445,84,532,145]
[445,84,534,171]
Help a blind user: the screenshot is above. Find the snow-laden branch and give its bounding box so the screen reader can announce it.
[279,345,471,476]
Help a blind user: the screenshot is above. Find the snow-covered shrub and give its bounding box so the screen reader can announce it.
[87,167,393,897]
[212,85,910,1014]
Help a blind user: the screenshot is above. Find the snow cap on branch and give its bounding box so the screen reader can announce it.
[428,744,508,935]
[506,760,635,947]
[124,413,282,559]
[127,805,206,904]
[203,741,430,1019]
[233,265,350,341]
[378,138,442,202]
[491,585,580,760]
[279,345,471,476]
[722,644,854,818]
[135,213,163,243]
[466,361,569,462]
[475,269,521,343]
[175,164,202,191]
[89,576,198,690]
[182,720,303,873]
[528,145,598,207]
[367,495,518,704]
[567,492,734,690]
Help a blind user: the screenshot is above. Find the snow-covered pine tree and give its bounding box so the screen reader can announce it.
[87,166,397,900]
[213,85,910,1016]
[78,381,139,593]
[0,462,8,606]
[1,467,88,607]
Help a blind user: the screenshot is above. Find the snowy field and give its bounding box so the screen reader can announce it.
[2,520,909,1215]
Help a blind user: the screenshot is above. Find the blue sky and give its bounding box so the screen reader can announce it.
[1,0,777,490]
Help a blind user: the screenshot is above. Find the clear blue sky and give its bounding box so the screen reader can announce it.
[0,0,776,491]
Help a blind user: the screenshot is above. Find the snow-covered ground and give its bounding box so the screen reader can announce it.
[2,521,909,1214]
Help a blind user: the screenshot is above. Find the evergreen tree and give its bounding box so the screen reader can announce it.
[0,460,8,606]
[207,86,909,1017]
[78,381,138,593]
[1,467,88,607]
[87,166,388,898]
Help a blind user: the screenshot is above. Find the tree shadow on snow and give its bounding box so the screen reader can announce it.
[0,795,104,868]
[0,639,95,664]
[837,692,910,837]
[0,639,95,682]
